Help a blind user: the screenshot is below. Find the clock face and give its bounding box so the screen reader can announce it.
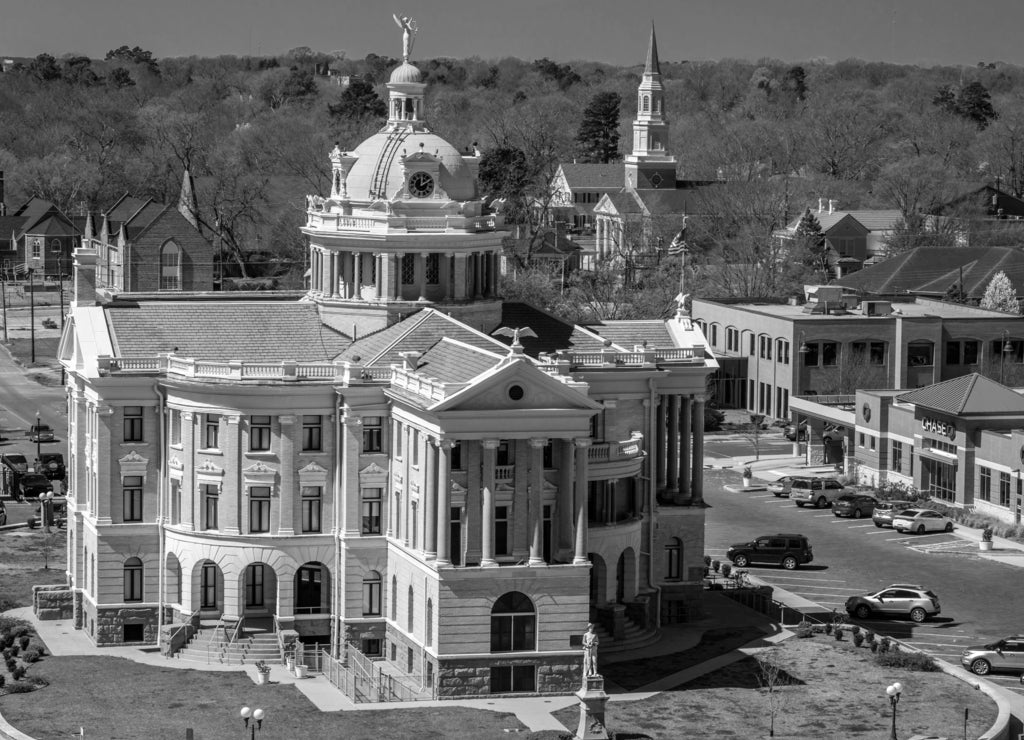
[409,171,434,198]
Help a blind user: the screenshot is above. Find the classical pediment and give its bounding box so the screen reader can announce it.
[242,461,278,483]
[431,359,601,414]
[118,450,149,479]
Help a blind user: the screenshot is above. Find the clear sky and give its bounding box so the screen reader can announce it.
[2,0,1023,67]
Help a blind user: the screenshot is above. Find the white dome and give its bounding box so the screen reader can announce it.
[346,130,477,202]
[389,62,422,84]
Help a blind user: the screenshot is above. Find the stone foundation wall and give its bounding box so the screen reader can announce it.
[436,654,581,698]
[660,583,704,623]
[32,585,74,621]
[95,606,158,645]
[294,617,330,641]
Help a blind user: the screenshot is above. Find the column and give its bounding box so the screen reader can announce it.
[393,254,403,300]
[677,397,691,502]
[453,254,468,301]
[480,439,499,567]
[330,250,339,297]
[691,396,706,505]
[374,253,382,299]
[222,416,241,534]
[473,253,484,299]
[424,438,437,558]
[558,439,574,560]
[666,395,679,494]
[436,440,453,567]
[341,416,362,534]
[491,253,499,296]
[278,415,296,535]
[528,438,546,565]
[655,396,666,491]
[443,253,454,301]
[355,252,363,300]
[573,438,591,564]
[414,253,425,301]
[95,406,114,524]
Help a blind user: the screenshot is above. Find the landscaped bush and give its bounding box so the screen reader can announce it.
[825,622,833,635]
[870,640,879,653]
[864,630,875,644]
[18,635,30,650]
[720,563,732,578]
[5,659,16,674]
[10,644,20,657]
[834,627,844,640]
[874,649,939,671]
[794,625,814,638]
[11,665,26,680]
[879,636,891,653]
[5,679,34,693]
[853,632,865,647]
[0,673,5,689]
[711,560,721,573]
[850,624,861,636]
[926,501,1024,543]
[703,555,711,567]
[21,649,40,663]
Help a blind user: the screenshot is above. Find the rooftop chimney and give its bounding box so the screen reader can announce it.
[817,198,823,213]
[829,199,836,214]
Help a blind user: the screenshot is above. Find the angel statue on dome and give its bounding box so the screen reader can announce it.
[393,13,418,62]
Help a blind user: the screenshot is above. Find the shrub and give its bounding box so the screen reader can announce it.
[864,630,875,644]
[875,649,939,671]
[2,647,10,660]
[703,555,711,567]
[14,628,28,639]
[721,563,732,579]
[850,624,861,636]
[5,679,35,693]
[870,641,879,653]
[11,665,26,680]
[853,632,865,647]
[10,644,19,658]
[21,649,39,663]
[824,622,833,635]
[711,560,721,573]
[0,674,5,689]
[834,627,844,640]
[18,635,30,651]
[794,625,814,638]
[879,636,891,653]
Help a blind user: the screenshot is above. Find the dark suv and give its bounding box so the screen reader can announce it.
[36,453,66,481]
[727,534,813,570]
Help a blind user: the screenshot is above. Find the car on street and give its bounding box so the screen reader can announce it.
[0,500,6,526]
[726,533,813,570]
[36,452,66,481]
[845,584,941,623]
[1,453,29,474]
[892,508,954,534]
[18,473,52,500]
[27,497,67,529]
[768,475,795,497]
[28,423,55,443]
[832,493,879,519]
[872,500,916,528]
[961,636,1024,675]
[784,423,807,441]
[790,476,852,508]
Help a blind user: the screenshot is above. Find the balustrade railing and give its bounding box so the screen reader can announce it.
[587,433,644,463]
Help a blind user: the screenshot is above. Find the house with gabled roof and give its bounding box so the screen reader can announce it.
[0,193,80,279]
[774,201,905,273]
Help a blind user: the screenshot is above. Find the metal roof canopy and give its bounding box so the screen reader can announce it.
[789,395,856,428]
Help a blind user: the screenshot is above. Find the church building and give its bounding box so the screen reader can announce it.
[53,21,716,699]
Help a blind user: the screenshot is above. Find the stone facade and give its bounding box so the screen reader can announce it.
[436,654,581,698]
[32,585,74,621]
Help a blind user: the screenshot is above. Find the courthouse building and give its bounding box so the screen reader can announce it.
[55,26,716,698]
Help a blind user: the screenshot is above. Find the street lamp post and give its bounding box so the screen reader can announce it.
[42,489,54,533]
[240,706,264,740]
[34,410,41,461]
[1001,330,1014,385]
[886,682,903,740]
[29,268,35,364]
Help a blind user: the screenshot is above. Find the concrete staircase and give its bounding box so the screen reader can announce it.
[174,625,281,666]
[593,614,660,655]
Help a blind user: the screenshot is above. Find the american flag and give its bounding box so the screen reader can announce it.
[667,227,688,256]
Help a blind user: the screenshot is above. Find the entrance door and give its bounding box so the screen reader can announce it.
[245,564,265,607]
[296,566,321,614]
[201,563,217,609]
[615,553,625,604]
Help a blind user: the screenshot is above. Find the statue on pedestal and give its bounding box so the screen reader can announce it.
[582,623,599,677]
[393,13,418,62]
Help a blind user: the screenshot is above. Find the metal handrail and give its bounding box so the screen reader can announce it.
[222,617,245,665]
[205,616,225,664]
[164,605,202,657]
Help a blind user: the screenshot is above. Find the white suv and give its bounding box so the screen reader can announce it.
[791,477,851,509]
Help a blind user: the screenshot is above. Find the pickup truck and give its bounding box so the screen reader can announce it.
[790,476,852,509]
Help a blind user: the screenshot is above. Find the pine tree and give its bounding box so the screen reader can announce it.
[574,91,621,163]
[794,208,828,274]
[980,271,1020,313]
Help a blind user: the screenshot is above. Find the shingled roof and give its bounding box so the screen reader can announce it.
[494,303,606,358]
[896,373,1024,415]
[836,247,1024,298]
[585,320,674,348]
[416,338,503,383]
[558,163,623,191]
[105,301,349,361]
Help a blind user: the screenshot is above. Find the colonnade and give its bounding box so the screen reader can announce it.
[654,393,705,504]
[594,218,620,260]
[309,247,500,301]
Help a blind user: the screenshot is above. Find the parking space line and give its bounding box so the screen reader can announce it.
[863,530,892,535]
[847,524,877,528]
[756,575,848,583]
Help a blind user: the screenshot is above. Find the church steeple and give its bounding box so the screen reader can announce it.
[625,24,677,190]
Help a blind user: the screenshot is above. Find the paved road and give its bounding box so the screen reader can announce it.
[704,466,1024,696]
[705,433,796,461]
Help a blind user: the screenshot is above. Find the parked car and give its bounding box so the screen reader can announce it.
[872,500,916,528]
[845,584,941,623]
[768,475,795,497]
[784,423,807,441]
[961,636,1024,675]
[28,423,55,443]
[18,473,52,500]
[726,533,813,570]
[1,453,29,474]
[27,497,67,529]
[790,476,851,508]
[0,500,6,526]
[892,508,954,534]
[36,452,66,481]
[832,493,879,519]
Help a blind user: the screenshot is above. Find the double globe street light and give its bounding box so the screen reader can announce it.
[240,706,265,739]
[886,682,903,740]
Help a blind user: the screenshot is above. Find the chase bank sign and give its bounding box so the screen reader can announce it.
[921,416,955,439]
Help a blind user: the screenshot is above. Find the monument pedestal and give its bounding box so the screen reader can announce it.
[574,675,609,740]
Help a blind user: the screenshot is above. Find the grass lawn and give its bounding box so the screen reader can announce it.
[1,656,542,740]
[0,528,67,612]
[555,635,998,739]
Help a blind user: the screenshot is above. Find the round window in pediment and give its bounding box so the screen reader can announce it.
[650,172,664,188]
[508,384,525,401]
[409,171,434,198]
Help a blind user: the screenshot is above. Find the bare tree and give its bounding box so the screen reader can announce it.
[755,648,791,738]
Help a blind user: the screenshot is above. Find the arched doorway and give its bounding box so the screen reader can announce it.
[295,562,331,615]
[616,548,637,604]
[164,552,182,607]
[588,553,607,612]
[242,562,278,617]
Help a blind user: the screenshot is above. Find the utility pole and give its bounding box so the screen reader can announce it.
[29,268,35,364]
[0,277,7,343]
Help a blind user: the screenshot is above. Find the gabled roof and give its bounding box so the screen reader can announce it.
[494,303,607,358]
[585,320,674,348]
[784,209,903,233]
[21,213,78,238]
[106,301,349,361]
[12,197,54,220]
[104,195,152,223]
[557,163,623,191]
[416,338,503,383]
[336,308,508,366]
[896,373,1024,415]
[836,246,1024,298]
[597,190,645,216]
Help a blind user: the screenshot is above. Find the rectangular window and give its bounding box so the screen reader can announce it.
[945,341,961,366]
[170,411,181,446]
[490,665,536,694]
[362,582,381,617]
[748,333,755,356]
[302,415,322,452]
[401,253,415,284]
[411,501,418,549]
[710,324,718,347]
[1000,472,1011,507]
[892,441,903,474]
[803,342,819,367]
[362,416,382,452]
[869,436,876,451]
[124,565,142,602]
[249,415,271,452]
[203,484,218,530]
[980,467,992,502]
[450,441,463,470]
[203,414,219,449]
[31,239,41,259]
[301,486,322,533]
[362,638,382,656]
[122,475,143,522]
[426,253,440,284]
[123,406,143,442]
[542,441,554,469]
[494,505,510,556]
[395,422,404,458]
[777,339,790,365]
[964,340,979,365]
[361,488,382,534]
[908,342,934,367]
[411,429,420,467]
[859,433,865,447]
[822,341,838,366]
[249,486,271,532]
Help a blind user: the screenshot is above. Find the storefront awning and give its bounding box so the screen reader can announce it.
[916,448,959,467]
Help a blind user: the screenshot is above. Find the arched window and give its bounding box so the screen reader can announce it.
[124,557,143,602]
[362,571,381,616]
[296,563,325,614]
[426,598,433,647]
[666,537,682,580]
[490,591,535,652]
[407,585,414,631]
[642,95,650,112]
[160,240,181,291]
[391,576,398,621]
